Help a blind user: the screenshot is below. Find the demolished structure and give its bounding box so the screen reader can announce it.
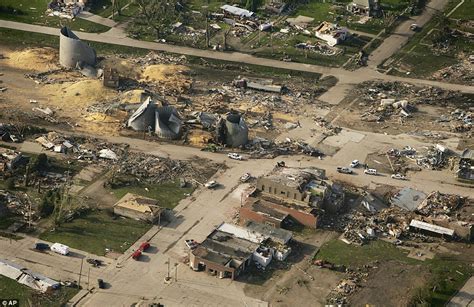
[127,97,183,140]
[59,27,96,69]
[189,222,291,279]
[315,22,348,47]
[0,259,60,293]
[346,0,380,16]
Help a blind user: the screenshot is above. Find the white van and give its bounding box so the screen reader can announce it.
[50,243,70,255]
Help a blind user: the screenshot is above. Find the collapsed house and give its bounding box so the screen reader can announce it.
[59,27,96,69]
[346,0,380,16]
[127,97,183,140]
[189,222,292,279]
[0,259,60,293]
[315,22,348,47]
[241,167,344,228]
[0,148,28,172]
[47,0,86,19]
[113,193,164,223]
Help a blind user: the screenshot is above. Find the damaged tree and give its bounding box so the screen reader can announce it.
[135,0,183,39]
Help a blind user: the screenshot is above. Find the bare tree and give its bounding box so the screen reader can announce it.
[135,0,182,39]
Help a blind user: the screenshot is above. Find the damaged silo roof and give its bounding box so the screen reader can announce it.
[224,112,248,147]
[59,26,97,68]
[127,97,156,131]
[155,106,182,140]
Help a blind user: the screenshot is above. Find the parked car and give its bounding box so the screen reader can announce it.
[50,243,70,255]
[34,242,49,251]
[391,173,407,180]
[132,250,142,261]
[350,160,360,168]
[204,180,218,189]
[364,168,377,175]
[337,167,353,174]
[240,173,251,182]
[410,23,420,31]
[227,153,242,160]
[97,279,105,289]
[139,242,151,252]
[185,239,198,250]
[87,259,103,267]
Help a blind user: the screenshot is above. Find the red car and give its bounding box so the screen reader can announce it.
[139,242,150,251]
[132,250,142,260]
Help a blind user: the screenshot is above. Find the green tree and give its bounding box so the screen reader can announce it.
[39,189,60,217]
[29,153,48,173]
[135,0,182,39]
[5,178,15,190]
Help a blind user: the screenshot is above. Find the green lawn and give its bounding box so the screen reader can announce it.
[0,275,79,307]
[292,1,335,24]
[449,0,474,19]
[110,180,193,209]
[39,210,151,255]
[0,0,110,33]
[316,239,473,306]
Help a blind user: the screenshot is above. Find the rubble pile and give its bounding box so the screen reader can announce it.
[341,207,412,245]
[326,265,374,305]
[46,0,83,19]
[25,68,75,85]
[387,145,451,170]
[132,52,187,66]
[0,190,36,220]
[246,138,323,159]
[295,42,341,56]
[113,152,219,185]
[356,81,473,126]
[416,192,465,218]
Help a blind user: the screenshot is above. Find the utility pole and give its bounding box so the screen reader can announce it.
[167,258,170,279]
[174,263,178,281]
[78,258,84,287]
[87,267,91,291]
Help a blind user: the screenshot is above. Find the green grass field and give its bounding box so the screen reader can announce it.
[0,0,110,32]
[39,210,151,255]
[0,276,79,307]
[110,180,193,209]
[316,239,473,306]
[448,0,474,19]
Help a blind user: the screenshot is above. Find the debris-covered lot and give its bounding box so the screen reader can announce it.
[332,81,473,136]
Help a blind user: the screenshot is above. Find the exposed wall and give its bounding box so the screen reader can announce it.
[256,177,308,205]
[239,206,283,228]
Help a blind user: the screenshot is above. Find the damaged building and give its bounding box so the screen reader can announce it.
[314,22,348,47]
[113,193,164,223]
[189,222,291,279]
[0,259,60,293]
[59,27,96,69]
[346,0,380,16]
[127,97,183,140]
[241,167,344,229]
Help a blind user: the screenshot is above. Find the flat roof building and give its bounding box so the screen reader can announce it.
[113,193,164,223]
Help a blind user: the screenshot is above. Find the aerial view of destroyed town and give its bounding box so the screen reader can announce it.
[0,0,473,306]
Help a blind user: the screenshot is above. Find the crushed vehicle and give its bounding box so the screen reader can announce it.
[337,167,353,174]
[391,173,407,180]
[227,153,243,160]
[240,173,251,182]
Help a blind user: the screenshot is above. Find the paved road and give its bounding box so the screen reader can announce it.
[0,20,473,96]
[447,276,474,307]
[368,0,450,67]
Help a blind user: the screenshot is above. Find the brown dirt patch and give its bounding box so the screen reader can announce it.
[5,47,59,72]
[349,261,430,307]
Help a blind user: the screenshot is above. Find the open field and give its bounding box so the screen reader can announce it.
[39,210,151,256]
[316,239,474,306]
[0,275,79,307]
